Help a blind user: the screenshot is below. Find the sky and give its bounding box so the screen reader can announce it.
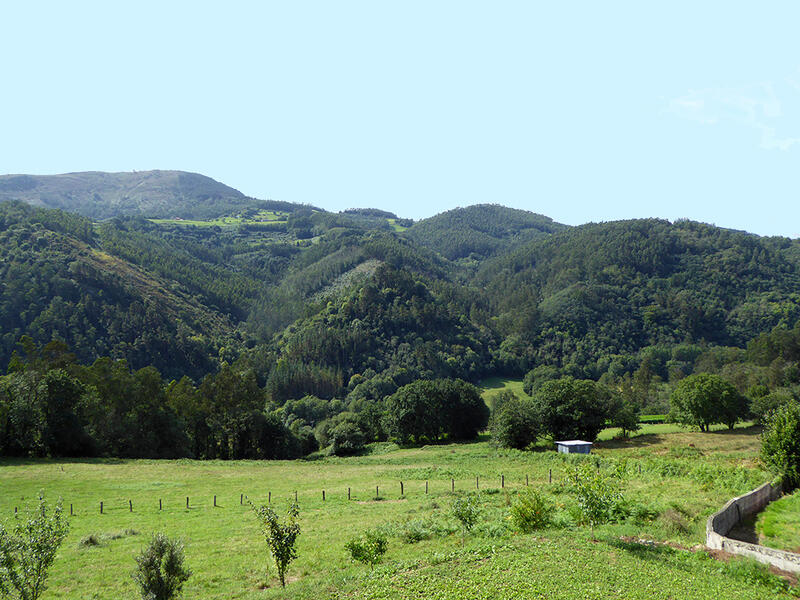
[1,1,799,237]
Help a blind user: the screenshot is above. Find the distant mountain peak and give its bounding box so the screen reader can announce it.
[0,170,252,219]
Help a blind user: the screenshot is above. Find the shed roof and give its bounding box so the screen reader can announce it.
[555,440,592,446]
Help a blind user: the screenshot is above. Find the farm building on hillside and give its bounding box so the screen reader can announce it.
[555,440,593,454]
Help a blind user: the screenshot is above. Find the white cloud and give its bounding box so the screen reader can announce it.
[668,79,800,150]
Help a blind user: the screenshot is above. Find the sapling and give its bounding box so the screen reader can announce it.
[251,502,300,588]
[451,496,480,534]
[564,462,624,539]
[0,494,69,600]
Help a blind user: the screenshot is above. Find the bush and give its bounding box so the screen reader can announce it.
[132,533,191,600]
[564,462,625,537]
[751,390,795,425]
[491,395,539,450]
[345,531,388,569]
[509,490,553,532]
[251,502,301,588]
[0,495,69,600]
[761,401,800,487]
[330,421,366,456]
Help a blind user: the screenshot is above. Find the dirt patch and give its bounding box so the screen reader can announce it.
[257,575,301,590]
[619,536,693,552]
[769,566,798,587]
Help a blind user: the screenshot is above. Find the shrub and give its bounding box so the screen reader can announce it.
[0,494,69,600]
[760,401,800,487]
[451,496,480,533]
[330,421,366,456]
[564,462,625,537]
[345,531,388,569]
[751,390,795,425]
[251,502,300,588]
[132,533,191,600]
[79,534,102,547]
[491,396,539,450]
[509,490,553,532]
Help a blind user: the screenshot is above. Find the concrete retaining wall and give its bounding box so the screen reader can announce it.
[706,481,800,573]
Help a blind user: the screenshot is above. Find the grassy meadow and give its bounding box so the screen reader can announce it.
[756,490,800,553]
[2,424,797,599]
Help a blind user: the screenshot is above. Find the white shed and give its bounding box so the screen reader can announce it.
[555,440,593,454]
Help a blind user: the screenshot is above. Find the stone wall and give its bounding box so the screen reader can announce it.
[706,481,800,574]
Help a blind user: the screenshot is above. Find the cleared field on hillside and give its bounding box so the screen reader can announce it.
[1,427,794,599]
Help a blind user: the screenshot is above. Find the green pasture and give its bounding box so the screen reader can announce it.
[756,489,800,553]
[2,427,795,599]
[149,210,288,228]
[387,218,409,232]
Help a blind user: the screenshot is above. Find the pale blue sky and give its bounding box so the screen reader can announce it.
[2,2,799,237]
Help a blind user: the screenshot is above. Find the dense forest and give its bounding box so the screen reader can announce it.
[2,171,800,459]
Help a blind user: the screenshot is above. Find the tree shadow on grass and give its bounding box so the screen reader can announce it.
[606,538,698,574]
[595,434,666,450]
[0,456,130,467]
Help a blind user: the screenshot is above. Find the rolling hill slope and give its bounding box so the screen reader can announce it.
[0,170,256,219]
[404,204,568,261]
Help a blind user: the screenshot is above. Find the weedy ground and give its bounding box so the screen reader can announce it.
[1,424,796,599]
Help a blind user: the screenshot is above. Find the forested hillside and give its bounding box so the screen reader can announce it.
[477,219,800,379]
[404,204,567,261]
[0,202,238,380]
[3,171,800,459]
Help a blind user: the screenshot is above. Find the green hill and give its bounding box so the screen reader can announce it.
[404,204,568,261]
[0,170,259,219]
[478,218,800,377]
[0,202,239,379]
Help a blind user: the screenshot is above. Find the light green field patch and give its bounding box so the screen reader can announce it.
[387,218,409,232]
[479,377,531,407]
[756,489,800,552]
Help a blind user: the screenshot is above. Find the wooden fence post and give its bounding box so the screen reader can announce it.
[322,490,325,501]
[549,469,552,483]
[451,478,455,492]
[129,500,132,512]
[501,474,505,488]
[70,504,73,516]
[348,487,351,500]
[526,474,529,486]
[400,481,404,496]
[186,497,189,509]
[294,491,298,502]
[425,481,428,494]
[159,499,162,511]
[476,476,479,490]
[100,502,103,514]
[240,494,243,505]
[214,495,217,507]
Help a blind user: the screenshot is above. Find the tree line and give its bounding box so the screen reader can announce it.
[0,337,489,460]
